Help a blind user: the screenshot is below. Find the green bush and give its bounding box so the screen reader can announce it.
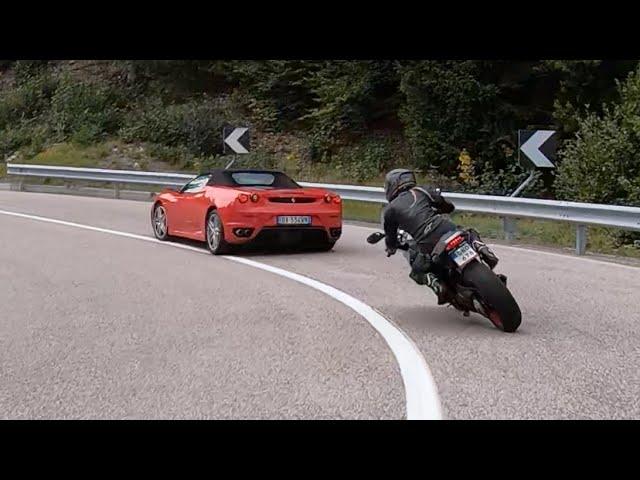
[0,120,50,158]
[50,75,125,144]
[120,98,184,147]
[181,100,229,156]
[216,60,317,130]
[555,66,640,246]
[398,61,498,171]
[120,97,232,157]
[556,112,637,204]
[217,61,398,159]
[0,66,57,130]
[330,136,400,182]
[556,65,640,206]
[300,61,398,158]
[12,61,50,84]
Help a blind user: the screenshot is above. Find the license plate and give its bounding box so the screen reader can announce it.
[449,241,478,266]
[277,215,312,225]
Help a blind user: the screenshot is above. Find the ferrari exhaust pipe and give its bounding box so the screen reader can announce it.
[233,228,254,238]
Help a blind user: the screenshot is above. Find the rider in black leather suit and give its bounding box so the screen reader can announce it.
[382,169,498,304]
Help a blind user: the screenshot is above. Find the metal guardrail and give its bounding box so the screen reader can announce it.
[7,163,640,255]
[7,163,193,187]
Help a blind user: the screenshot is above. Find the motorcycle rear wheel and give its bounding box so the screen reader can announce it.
[462,261,521,332]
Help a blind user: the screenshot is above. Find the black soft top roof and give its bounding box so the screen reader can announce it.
[206,168,285,175]
[205,169,301,188]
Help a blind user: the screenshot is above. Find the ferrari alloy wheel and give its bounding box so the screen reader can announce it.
[206,210,230,255]
[152,204,169,241]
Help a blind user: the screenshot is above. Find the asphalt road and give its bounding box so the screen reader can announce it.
[1,190,639,419]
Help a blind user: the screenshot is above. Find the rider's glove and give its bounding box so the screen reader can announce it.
[386,247,397,257]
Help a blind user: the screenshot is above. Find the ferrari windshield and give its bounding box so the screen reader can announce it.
[229,172,300,189]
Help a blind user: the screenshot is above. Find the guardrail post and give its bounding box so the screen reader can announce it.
[114,183,120,199]
[576,224,587,255]
[502,217,517,241]
[18,176,25,192]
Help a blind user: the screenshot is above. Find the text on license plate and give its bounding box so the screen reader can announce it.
[449,242,478,266]
[277,215,312,225]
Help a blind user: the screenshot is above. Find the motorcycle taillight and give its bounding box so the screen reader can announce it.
[445,235,464,251]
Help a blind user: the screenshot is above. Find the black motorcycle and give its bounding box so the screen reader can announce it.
[367,229,522,332]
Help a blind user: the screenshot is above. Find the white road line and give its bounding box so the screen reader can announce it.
[347,223,640,271]
[0,209,443,420]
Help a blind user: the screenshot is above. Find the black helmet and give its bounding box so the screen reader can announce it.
[384,168,417,202]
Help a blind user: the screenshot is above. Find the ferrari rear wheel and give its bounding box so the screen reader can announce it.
[206,210,231,255]
[152,204,170,241]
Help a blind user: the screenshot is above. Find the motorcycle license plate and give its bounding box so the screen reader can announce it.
[449,241,478,267]
[277,215,312,225]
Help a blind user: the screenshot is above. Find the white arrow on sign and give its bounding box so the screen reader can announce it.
[224,127,249,154]
[520,130,556,168]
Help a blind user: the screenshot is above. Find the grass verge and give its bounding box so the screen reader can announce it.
[20,142,112,168]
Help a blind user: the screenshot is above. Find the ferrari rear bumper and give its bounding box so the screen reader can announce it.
[223,210,342,246]
[227,226,341,247]
[253,227,336,246]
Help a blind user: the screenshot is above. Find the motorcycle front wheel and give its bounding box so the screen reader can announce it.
[462,261,521,332]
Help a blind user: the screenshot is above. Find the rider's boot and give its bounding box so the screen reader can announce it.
[467,229,499,270]
[424,272,450,305]
[473,240,499,270]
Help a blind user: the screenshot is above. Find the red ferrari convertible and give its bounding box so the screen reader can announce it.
[151,169,342,254]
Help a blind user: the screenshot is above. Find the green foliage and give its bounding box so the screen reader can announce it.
[398,61,498,171]
[0,65,57,130]
[12,60,51,85]
[556,111,636,204]
[537,60,637,135]
[301,61,398,158]
[216,60,398,159]
[120,96,233,157]
[0,120,50,158]
[217,60,317,129]
[329,136,400,182]
[50,75,125,144]
[555,66,640,246]
[556,65,640,206]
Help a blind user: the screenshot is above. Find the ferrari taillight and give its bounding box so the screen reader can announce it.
[333,196,341,204]
[250,193,260,203]
[238,194,249,203]
[324,194,332,203]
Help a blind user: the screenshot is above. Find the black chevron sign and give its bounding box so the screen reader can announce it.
[518,130,558,169]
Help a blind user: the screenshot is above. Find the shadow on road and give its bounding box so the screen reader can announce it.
[392,304,500,334]
[167,236,339,258]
